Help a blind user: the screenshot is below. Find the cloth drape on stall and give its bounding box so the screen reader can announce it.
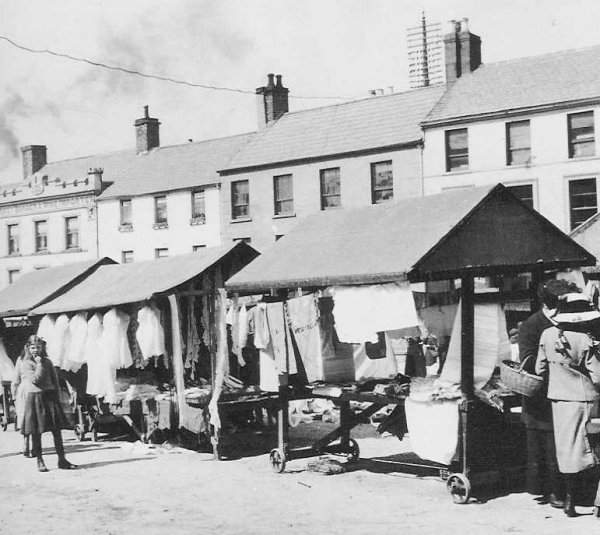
[184,297,202,376]
[136,303,166,362]
[0,338,14,382]
[209,290,229,429]
[85,313,109,397]
[330,282,419,344]
[50,314,71,369]
[264,302,296,375]
[440,300,511,389]
[64,312,88,371]
[37,315,56,362]
[102,308,133,370]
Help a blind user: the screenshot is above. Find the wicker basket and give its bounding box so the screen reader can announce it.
[500,357,543,397]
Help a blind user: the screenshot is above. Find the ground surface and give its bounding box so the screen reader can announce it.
[1,424,598,535]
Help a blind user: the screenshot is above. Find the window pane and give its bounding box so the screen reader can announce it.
[446,129,469,171]
[66,217,79,249]
[7,224,19,254]
[35,221,47,252]
[274,175,294,215]
[155,248,169,258]
[192,191,205,219]
[569,178,597,230]
[120,199,132,225]
[507,184,534,210]
[569,112,595,158]
[231,180,250,219]
[320,168,341,210]
[155,197,168,223]
[371,161,393,204]
[121,251,134,263]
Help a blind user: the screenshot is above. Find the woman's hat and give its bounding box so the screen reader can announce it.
[552,293,600,323]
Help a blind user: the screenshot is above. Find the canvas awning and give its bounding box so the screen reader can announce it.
[0,258,116,318]
[226,184,596,292]
[32,242,258,315]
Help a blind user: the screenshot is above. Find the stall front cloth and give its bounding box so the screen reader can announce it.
[330,282,419,344]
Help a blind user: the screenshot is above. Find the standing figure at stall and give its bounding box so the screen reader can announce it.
[518,279,575,507]
[11,349,32,457]
[536,292,600,518]
[13,335,76,472]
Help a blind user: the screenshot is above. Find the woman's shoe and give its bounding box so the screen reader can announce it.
[549,494,565,509]
[58,459,77,470]
[563,495,576,517]
[37,460,48,473]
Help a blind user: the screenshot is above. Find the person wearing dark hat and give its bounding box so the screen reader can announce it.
[536,292,600,518]
[518,279,576,507]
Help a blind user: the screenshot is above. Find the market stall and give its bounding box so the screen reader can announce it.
[30,243,259,444]
[224,183,596,503]
[0,258,116,431]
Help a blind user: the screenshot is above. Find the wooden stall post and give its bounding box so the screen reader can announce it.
[459,273,475,479]
[168,293,187,434]
[278,291,290,458]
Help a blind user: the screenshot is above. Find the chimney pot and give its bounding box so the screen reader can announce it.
[460,18,470,33]
[144,105,149,118]
[267,73,275,88]
[276,74,283,87]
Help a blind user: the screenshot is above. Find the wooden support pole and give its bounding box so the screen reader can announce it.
[168,293,187,433]
[460,274,475,401]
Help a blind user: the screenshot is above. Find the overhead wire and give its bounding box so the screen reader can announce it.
[0,34,360,101]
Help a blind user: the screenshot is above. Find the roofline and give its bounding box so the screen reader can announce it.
[218,140,422,175]
[98,181,221,201]
[422,96,600,128]
[0,189,96,207]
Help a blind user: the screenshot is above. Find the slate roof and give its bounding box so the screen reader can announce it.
[32,242,258,314]
[222,85,445,172]
[0,257,115,317]
[226,184,594,292]
[1,133,255,203]
[423,44,600,126]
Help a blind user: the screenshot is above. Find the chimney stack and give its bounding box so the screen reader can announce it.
[88,167,104,191]
[21,145,47,180]
[256,73,289,129]
[134,105,160,154]
[443,17,481,83]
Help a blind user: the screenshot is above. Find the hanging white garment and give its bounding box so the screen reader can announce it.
[238,304,249,349]
[254,303,270,349]
[53,314,72,369]
[102,308,133,369]
[37,315,57,365]
[330,282,419,344]
[64,312,88,371]
[135,303,165,361]
[85,313,105,396]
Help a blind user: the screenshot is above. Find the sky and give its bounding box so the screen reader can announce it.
[1,0,600,184]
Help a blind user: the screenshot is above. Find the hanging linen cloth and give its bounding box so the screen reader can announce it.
[265,302,296,375]
[64,312,88,371]
[0,337,14,382]
[184,297,202,374]
[136,303,165,361]
[52,314,72,369]
[102,308,133,369]
[85,313,107,396]
[330,282,419,344]
[37,315,56,363]
[254,303,270,349]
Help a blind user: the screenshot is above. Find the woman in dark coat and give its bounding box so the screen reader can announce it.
[536,292,600,517]
[12,335,76,472]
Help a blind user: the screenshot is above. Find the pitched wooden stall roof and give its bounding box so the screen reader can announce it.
[226,184,595,292]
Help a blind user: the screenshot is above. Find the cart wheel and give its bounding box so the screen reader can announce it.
[269,448,286,473]
[346,439,360,462]
[1,417,7,431]
[446,473,471,504]
[74,424,86,442]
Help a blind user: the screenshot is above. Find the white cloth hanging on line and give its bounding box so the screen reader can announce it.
[102,308,133,369]
[37,315,56,363]
[64,312,88,371]
[52,314,72,369]
[136,303,166,361]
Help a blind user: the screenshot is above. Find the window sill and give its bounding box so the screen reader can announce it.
[153,222,169,230]
[230,217,252,224]
[443,168,472,176]
[119,224,134,232]
[190,216,206,226]
[568,154,598,162]
[6,252,21,258]
[62,248,83,254]
[33,250,50,255]
[273,213,296,220]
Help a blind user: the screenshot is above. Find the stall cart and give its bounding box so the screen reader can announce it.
[30,243,259,444]
[225,184,596,503]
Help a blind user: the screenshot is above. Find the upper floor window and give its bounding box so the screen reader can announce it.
[7,224,19,255]
[191,190,206,224]
[568,111,595,158]
[122,250,134,264]
[34,220,48,253]
[371,161,393,204]
[8,269,20,284]
[155,248,169,259]
[154,196,168,226]
[569,178,597,230]
[320,168,341,210]
[273,174,294,216]
[506,184,534,210]
[231,180,250,220]
[65,217,79,249]
[120,199,132,226]
[445,128,468,171]
[506,120,531,166]
[192,245,206,252]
